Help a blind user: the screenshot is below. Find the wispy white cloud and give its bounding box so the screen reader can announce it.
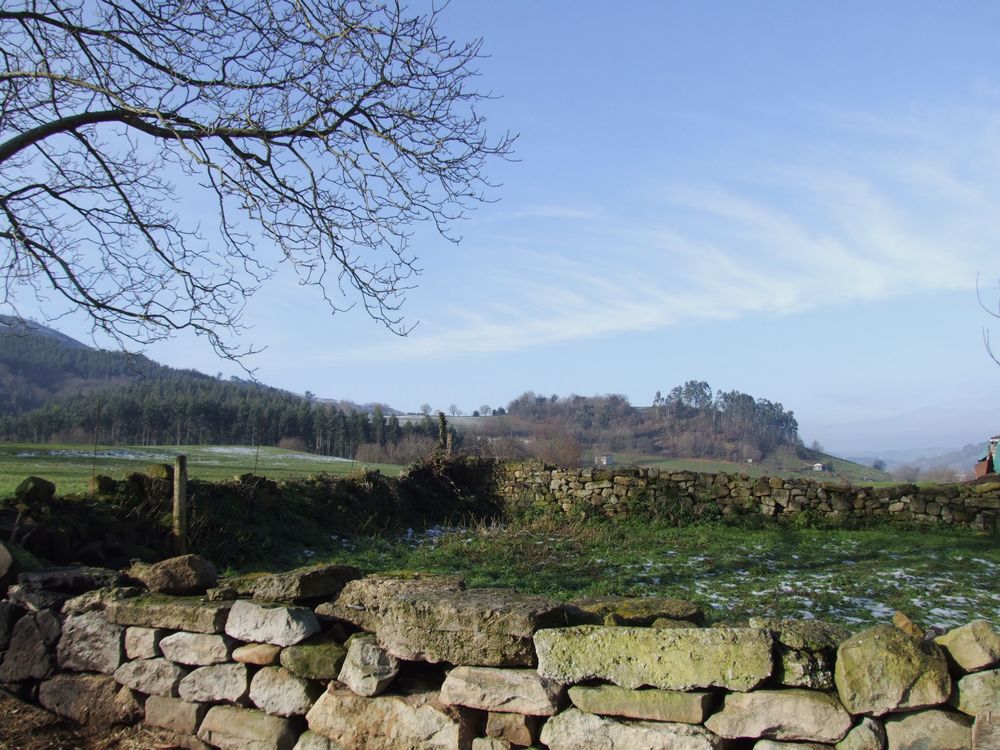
[311,102,1000,365]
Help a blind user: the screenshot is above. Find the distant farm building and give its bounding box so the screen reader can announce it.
[974,435,999,478]
[594,455,613,467]
[812,463,824,472]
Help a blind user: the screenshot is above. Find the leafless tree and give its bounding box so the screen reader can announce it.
[979,275,1000,366]
[1,0,513,361]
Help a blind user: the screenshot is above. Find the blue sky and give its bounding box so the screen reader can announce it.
[16,1,1000,454]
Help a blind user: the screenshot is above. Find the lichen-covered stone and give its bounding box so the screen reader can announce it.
[306,685,479,749]
[293,731,337,750]
[279,632,346,679]
[834,624,951,716]
[883,709,972,750]
[113,657,187,697]
[935,619,1000,673]
[749,618,851,690]
[62,587,143,616]
[540,707,727,750]
[440,666,564,716]
[568,684,714,724]
[337,633,399,697]
[107,595,230,634]
[535,625,773,691]
[56,610,123,674]
[159,631,232,665]
[331,579,563,667]
[318,573,466,632]
[229,563,360,603]
[835,717,886,750]
[198,705,297,750]
[704,689,852,743]
[225,599,320,647]
[565,596,704,626]
[950,667,1000,715]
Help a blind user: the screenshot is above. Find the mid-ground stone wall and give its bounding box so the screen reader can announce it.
[489,462,1000,531]
[1,555,999,749]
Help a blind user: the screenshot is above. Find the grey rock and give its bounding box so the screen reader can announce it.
[198,705,297,750]
[883,709,972,750]
[704,688,852,743]
[0,610,60,682]
[306,685,479,749]
[249,666,321,717]
[125,626,163,659]
[568,684,714,724]
[935,620,1000,673]
[144,694,210,735]
[131,555,217,595]
[0,601,25,650]
[159,631,232,665]
[178,662,249,703]
[18,565,121,593]
[225,599,320,647]
[56,610,123,674]
[440,666,564,716]
[114,656,187,696]
[337,632,399,697]
[485,712,542,746]
[540,707,727,750]
[317,572,466,631]
[835,717,886,750]
[62,587,143,615]
[107,595,231,634]
[293,731,338,750]
[229,563,361,603]
[950,667,1000,716]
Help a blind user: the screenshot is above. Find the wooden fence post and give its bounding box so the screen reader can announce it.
[173,455,188,555]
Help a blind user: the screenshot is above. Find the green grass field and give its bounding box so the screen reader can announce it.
[312,518,1000,629]
[609,446,893,484]
[0,443,402,497]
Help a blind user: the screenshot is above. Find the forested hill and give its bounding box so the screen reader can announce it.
[0,318,443,461]
[0,315,206,415]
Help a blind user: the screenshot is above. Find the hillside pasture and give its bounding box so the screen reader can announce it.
[0,443,401,496]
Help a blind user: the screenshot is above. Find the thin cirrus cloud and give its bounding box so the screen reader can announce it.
[320,110,999,365]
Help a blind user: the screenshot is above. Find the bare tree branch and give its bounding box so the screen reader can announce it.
[1,0,514,362]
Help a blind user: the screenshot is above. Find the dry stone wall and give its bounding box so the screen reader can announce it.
[490,461,1000,530]
[2,554,999,749]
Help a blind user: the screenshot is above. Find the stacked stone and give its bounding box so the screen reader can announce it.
[4,554,1000,749]
[493,462,1000,530]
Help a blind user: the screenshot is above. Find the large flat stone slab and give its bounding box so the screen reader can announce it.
[539,707,727,750]
[834,624,951,716]
[306,685,478,749]
[230,563,361,603]
[319,573,466,632]
[440,666,564,716]
[565,596,704,626]
[535,625,773,691]
[568,684,714,724]
[107,595,230,634]
[703,688,852,743]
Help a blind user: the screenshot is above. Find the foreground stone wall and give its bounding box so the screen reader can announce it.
[491,462,1000,530]
[1,554,999,749]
